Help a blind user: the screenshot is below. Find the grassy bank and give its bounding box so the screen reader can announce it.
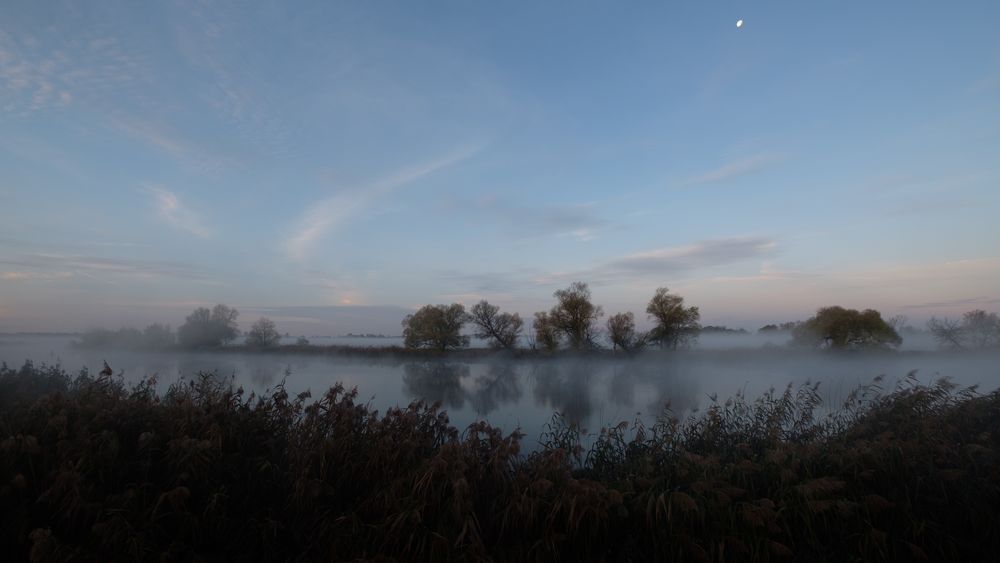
[2,361,998,562]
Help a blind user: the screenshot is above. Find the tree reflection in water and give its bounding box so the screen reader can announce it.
[607,363,636,409]
[402,362,471,409]
[531,360,594,426]
[642,362,700,417]
[468,362,522,416]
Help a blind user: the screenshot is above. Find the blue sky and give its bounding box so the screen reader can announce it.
[1,0,999,333]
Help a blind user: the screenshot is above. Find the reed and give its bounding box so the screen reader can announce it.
[2,361,998,562]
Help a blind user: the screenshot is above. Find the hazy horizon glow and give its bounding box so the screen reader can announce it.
[2,1,999,334]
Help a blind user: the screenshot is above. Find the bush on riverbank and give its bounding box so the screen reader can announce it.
[2,361,998,562]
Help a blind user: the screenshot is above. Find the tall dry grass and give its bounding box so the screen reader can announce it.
[2,361,998,562]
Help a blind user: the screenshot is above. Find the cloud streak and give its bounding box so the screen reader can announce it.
[147,186,212,238]
[600,237,777,277]
[685,153,784,185]
[904,296,1000,309]
[287,144,481,260]
[451,195,608,241]
[0,253,206,281]
[443,237,778,292]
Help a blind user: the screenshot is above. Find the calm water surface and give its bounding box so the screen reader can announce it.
[3,335,997,449]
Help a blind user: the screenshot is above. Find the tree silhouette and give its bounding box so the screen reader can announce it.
[646,287,700,349]
[402,304,469,351]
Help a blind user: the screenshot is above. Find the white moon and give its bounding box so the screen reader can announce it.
[736,19,743,28]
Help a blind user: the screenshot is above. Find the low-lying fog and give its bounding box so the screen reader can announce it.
[2,333,995,450]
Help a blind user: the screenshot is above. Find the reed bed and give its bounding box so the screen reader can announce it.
[2,361,998,562]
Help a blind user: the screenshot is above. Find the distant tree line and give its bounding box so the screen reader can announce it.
[76,295,999,354]
[699,326,749,335]
[401,282,701,353]
[401,287,1000,353]
[77,304,284,349]
[76,323,177,350]
[757,321,800,333]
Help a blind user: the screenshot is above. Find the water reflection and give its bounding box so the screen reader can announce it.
[531,361,595,425]
[607,364,636,409]
[5,335,1000,453]
[641,362,700,416]
[468,363,522,416]
[176,356,241,383]
[402,362,471,409]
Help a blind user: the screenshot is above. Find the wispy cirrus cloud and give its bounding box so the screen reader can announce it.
[441,237,777,292]
[449,195,607,242]
[904,296,1000,309]
[287,144,482,261]
[685,153,785,186]
[439,268,541,294]
[147,186,212,238]
[0,253,206,281]
[0,271,74,281]
[598,237,777,278]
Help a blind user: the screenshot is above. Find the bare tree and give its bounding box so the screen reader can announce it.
[467,300,523,350]
[928,310,1000,349]
[962,310,1000,348]
[548,282,603,350]
[246,317,281,347]
[927,317,965,349]
[646,287,700,349]
[886,315,909,333]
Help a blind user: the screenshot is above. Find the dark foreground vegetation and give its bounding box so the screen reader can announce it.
[2,362,999,562]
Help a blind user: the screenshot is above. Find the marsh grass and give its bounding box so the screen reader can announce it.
[2,361,998,562]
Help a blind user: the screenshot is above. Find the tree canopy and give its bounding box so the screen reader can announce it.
[531,311,559,352]
[402,304,469,351]
[467,300,523,349]
[246,317,281,347]
[646,287,700,349]
[606,311,646,352]
[792,306,901,350]
[177,304,240,347]
[547,282,603,350]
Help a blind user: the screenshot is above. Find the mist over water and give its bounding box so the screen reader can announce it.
[3,334,997,449]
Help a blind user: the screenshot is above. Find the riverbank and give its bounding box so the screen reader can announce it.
[2,362,998,561]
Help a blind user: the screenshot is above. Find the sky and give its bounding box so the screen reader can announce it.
[1,0,999,334]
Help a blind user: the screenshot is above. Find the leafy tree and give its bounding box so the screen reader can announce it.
[467,300,523,350]
[606,311,646,352]
[178,304,240,347]
[402,304,469,351]
[646,287,700,349]
[548,282,603,350]
[295,336,310,346]
[532,311,560,352]
[246,317,281,347]
[792,306,901,350]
